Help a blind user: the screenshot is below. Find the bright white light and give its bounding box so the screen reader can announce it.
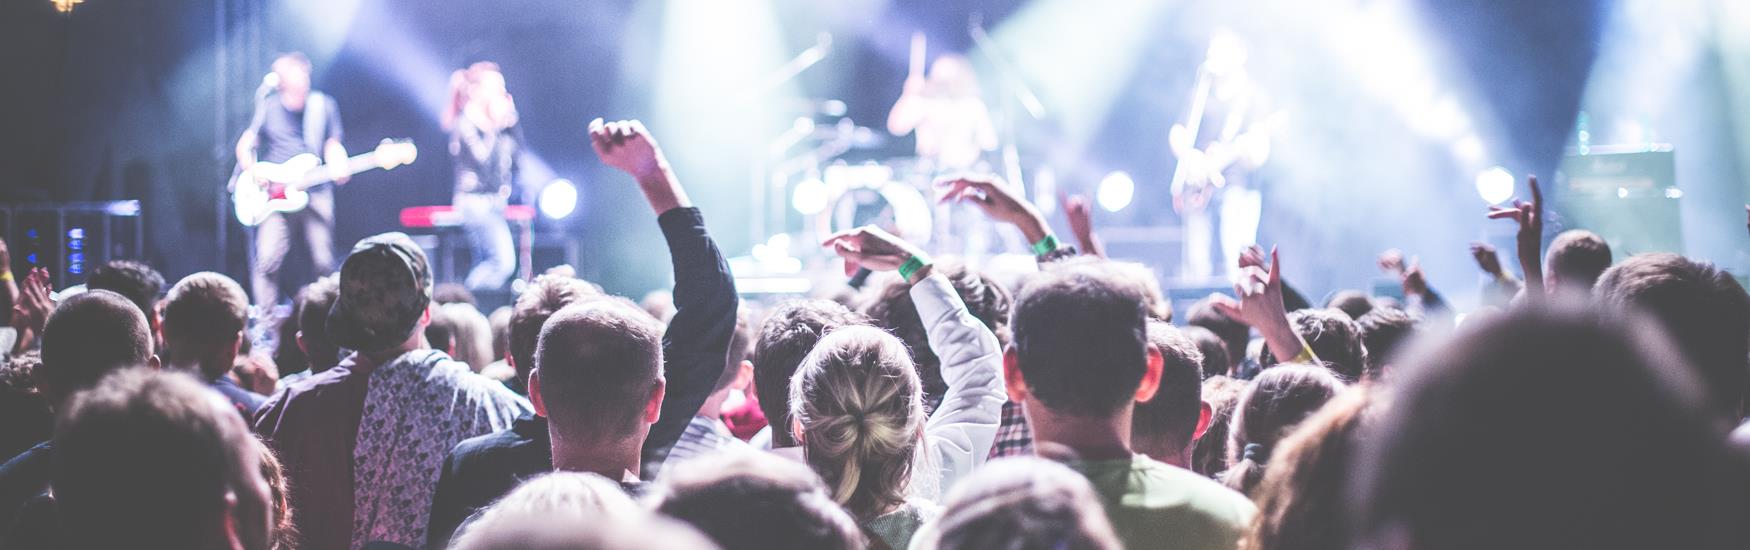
[1097,171,1136,212]
[1475,167,1514,205]
[1664,187,1683,199]
[1617,187,1629,199]
[539,179,578,220]
[1452,134,1486,165]
[792,177,829,215]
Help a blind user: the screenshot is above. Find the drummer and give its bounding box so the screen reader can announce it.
[886,53,998,174]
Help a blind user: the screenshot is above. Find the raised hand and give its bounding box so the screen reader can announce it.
[1468,242,1504,277]
[936,174,1050,244]
[1487,175,1544,293]
[589,118,688,214]
[1210,247,1307,364]
[822,225,930,281]
[1061,193,1104,257]
[11,268,51,335]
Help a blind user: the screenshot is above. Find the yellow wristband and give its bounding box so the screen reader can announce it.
[0,270,12,283]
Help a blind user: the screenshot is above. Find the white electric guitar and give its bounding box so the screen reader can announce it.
[232,139,418,226]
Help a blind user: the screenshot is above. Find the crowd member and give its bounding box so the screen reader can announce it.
[862,261,1011,413]
[1182,325,1231,380]
[253,232,532,550]
[441,302,494,372]
[1354,307,1415,378]
[7,268,51,356]
[749,299,867,450]
[1595,253,1750,423]
[252,436,298,550]
[450,472,718,550]
[1324,290,1373,320]
[1222,364,1344,497]
[161,272,265,416]
[52,369,271,549]
[1258,309,1365,382]
[86,259,167,351]
[1186,297,1249,378]
[1544,229,1612,296]
[277,274,340,386]
[435,118,737,547]
[796,225,1006,548]
[0,289,156,540]
[1005,260,1254,550]
[426,274,597,547]
[1350,304,1749,548]
[0,351,50,467]
[483,305,514,383]
[1132,321,1211,469]
[652,308,755,475]
[653,451,865,550]
[1193,375,1247,478]
[1243,388,1375,550]
[912,457,1123,550]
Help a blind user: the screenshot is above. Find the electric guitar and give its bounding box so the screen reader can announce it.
[232,139,418,226]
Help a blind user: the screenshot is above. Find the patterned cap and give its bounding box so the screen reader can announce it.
[327,232,433,353]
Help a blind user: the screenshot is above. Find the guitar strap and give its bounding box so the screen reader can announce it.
[302,91,329,161]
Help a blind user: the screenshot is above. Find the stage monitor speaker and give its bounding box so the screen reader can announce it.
[0,201,144,289]
[1553,150,1681,256]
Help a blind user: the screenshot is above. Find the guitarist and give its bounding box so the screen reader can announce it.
[1169,32,1272,281]
[234,52,349,309]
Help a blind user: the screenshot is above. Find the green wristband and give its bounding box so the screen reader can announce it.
[1030,234,1062,257]
[898,255,931,281]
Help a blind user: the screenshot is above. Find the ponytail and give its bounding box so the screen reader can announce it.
[790,326,926,520]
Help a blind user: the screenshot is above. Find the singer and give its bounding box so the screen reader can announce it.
[233,51,349,309]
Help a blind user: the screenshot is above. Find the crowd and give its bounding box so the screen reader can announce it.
[1,117,1748,550]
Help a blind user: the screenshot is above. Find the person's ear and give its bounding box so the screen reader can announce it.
[1193,400,1213,442]
[220,490,244,550]
[147,355,162,371]
[528,369,547,418]
[790,417,806,446]
[229,330,245,355]
[644,378,665,424]
[731,360,754,391]
[1134,345,1164,403]
[295,330,310,355]
[1002,347,1030,403]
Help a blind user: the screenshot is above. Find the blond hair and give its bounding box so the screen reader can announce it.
[789,325,927,520]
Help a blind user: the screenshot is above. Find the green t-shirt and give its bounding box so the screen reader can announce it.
[1071,454,1256,550]
[866,499,941,550]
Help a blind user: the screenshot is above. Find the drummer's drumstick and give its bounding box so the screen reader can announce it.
[909,32,926,80]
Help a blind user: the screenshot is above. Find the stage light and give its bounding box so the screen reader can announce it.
[1452,133,1486,165]
[52,0,81,13]
[1475,167,1514,205]
[539,179,578,220]
[792,177,829,215]
[1097,171,1135,212]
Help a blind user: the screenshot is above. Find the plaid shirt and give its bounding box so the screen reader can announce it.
[989,401,1033,458]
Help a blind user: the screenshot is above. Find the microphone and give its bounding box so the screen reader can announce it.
[256,73,280,97]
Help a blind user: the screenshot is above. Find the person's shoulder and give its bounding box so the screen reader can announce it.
[449,426,522,462]
[255,366,354,427]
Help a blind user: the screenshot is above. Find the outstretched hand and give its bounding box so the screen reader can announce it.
[937,174,1050,244]
[1468,242,1504,276]
[1061,193,1104,257]
[11,268,51,335]
[1487,175,1543,293]
[821,225,930,281]
[1210,247,1307,365]
[589,118,688,214]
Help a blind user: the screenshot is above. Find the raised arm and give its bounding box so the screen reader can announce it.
[1210,247,1312,365]
[590,118,737,469]
[938,174,1077,262]
[1487,175,1544,296]
[822,225,1005,496]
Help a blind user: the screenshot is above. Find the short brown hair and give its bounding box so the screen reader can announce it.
[534,301,664,440]
[53,369,265,548]
[1011,261,1153,417]
[1132,321,1204,458]
[162,272,249,374]
[1595,253,1750,419]
[292,275,341,373]
[1262,309,1366,382]
[511,275,600,387]
[655,451,864,549]
[39,290,153,404]
[1545,229,1611,292]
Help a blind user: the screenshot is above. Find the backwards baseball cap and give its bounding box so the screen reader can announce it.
[327,232,433,353]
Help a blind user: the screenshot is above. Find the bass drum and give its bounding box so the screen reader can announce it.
[817,164,933,247]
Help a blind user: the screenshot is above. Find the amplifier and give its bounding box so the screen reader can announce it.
[0,201,144,289]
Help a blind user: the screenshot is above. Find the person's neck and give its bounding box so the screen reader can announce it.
[359,333,427,365]
[1025,400,1135,462]
[550,431,644,483]
[166,351,234,383]
[1133,436,1193,469]
[280,92,307,111]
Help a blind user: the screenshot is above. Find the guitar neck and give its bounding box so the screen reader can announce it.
[298,151,385,187]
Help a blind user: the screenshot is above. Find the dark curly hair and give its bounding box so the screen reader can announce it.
[862,262,1010,411]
